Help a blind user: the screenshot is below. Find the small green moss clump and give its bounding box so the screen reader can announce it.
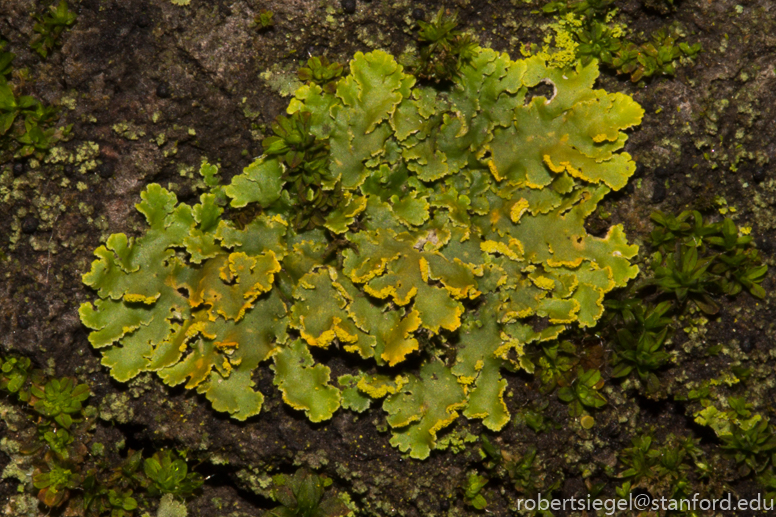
[263,469,348,517]
[0,33,72,161]
[414,8,478,83]
[0,353,203,515]
[254,10,274,30]
[540,0,701,83]
[645,210,767,308]
[30,0,77,58]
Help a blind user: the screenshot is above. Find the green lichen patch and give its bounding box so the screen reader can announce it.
[81,47,642,459]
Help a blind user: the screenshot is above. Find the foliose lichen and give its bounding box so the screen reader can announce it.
[80,46,643,459]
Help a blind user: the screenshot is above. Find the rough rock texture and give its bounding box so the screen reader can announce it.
[1,0,776,515]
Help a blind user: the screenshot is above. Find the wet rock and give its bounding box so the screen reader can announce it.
[651,182,666,203]
[97,161,114,178]
[605,422,621,438]
[740,337,755,353]
[156,82,171,99]
[341,0,356,14]
[753,167,766,183]
[136,14,151,28]
[21,216,39,234]
[757,237,773,254]
[176,184,194,201]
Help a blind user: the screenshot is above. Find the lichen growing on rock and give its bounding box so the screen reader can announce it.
[80,47,643,459]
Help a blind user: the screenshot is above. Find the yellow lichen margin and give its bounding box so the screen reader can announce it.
[358,375,410,399]
[510,198,531,223]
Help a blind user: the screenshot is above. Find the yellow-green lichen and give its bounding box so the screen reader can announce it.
[112,120,146,141]
[260,64,304,98]
[81,47,642,459]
